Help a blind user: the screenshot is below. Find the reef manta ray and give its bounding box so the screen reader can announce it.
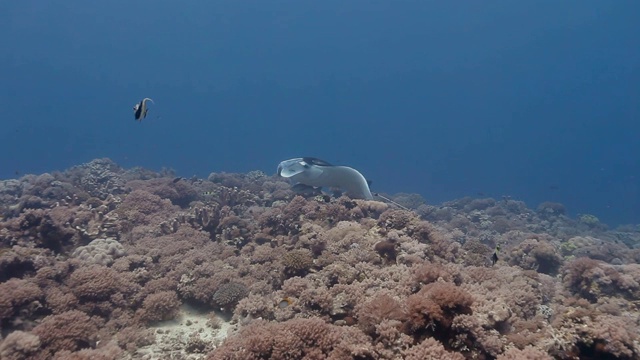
[277,157,373,200]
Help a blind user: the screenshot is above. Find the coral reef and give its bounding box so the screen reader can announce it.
[212,282,249,310]
[1,158,639,359]
[137,291,181,323]
[71,238,126,265]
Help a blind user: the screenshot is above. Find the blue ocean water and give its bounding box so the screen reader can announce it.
[1,1,638,226]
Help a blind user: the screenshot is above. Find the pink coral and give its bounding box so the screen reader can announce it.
[138,291,181,322]
[0,278,43,320]
[116,189,178,228]
[0,246,51,281]
[587,314,639,358]
[208,317,375,359]
[508,238,563,275]
[402,337,465,360]
[31,310,98,356]
[127,178,198,207]
[212,282,249,309]
[355,293,406,336]
[563,258,640,301]
[3,160,640,359]
[51,340,124,360]
[496,346,552,359]
[406,282,474,332]
[0,330,42,360]
[5,208,77,252]
[412,262,457,285]
[67,264,130,301]
[281,249,314,277]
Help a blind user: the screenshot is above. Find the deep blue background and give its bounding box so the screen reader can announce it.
[1,1,638,225]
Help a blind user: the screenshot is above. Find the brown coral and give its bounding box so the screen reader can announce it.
[2,160,640,359]
[402,337,465,360]
[67,265,127,301]
[0,331,42,360]
[355,293,406,336]
[31,310,98,355]
[406,282,474,337]
[138,291,181,322]
[208,317,375,359]
[0,278,43,320]
[212,282,249,309]
[282,249,314,277]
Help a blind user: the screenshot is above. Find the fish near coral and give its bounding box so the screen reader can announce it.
[278,297,294,309]
[133,98,154,121]
[491,245,500,265]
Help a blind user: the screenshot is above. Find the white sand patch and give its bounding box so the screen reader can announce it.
[133,304,234,359]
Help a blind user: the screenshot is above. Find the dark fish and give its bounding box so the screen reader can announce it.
[172,177,183,183]
[202,191,215,196]
[133,98,154,121]
[491,245,501,266]
[491,252,498,265]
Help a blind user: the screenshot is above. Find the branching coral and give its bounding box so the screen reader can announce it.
[64,158,126,199]
[497,346,552,359]
[137,291,181,322]
[31,310,98,356]
[0,246,51,281]
[212,282,249,310]
[66,264,137,304]
[405,282,474,347]
[208,317,376,359]
[0,331,41,360]
[507,238,563,275]
[127,177,198,208]
[281,249,314,277]
[115,189,178,229]
[562,258,640,301]
[4,208,77,253]
[355,293,406,336]
[402,337,465,360]
[0,278,43,321]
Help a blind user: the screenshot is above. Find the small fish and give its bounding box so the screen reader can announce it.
[133,98,154,121]
[278,297,294,309]
[202,191,215,196]
[491,245,501,266]
[172,177,183,183]
[491,252,498,265]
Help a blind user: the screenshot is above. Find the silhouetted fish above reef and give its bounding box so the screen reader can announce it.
[133,98,154,121]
